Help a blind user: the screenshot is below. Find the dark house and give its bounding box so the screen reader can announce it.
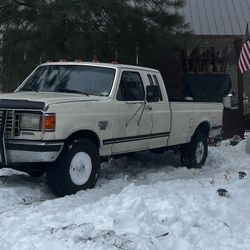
[180,0,250,138]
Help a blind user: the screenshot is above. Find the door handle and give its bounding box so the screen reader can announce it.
[145,105,152,111]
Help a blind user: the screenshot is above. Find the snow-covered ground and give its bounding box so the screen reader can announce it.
[0,140,250,250]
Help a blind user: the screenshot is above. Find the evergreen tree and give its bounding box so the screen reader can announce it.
[0,0,189,91]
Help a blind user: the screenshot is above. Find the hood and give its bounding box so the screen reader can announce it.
[0,92,106,110]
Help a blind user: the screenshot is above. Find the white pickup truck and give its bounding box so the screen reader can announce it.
[0,62,223,196]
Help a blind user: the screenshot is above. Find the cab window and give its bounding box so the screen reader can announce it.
[153,75,163,101]
[147,74,154,86]
[117,71,145,101]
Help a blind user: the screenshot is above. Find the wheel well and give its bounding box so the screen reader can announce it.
[66,130,101,148]
[195,122,210,137]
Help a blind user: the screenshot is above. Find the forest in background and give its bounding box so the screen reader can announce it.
[0,0,190,91]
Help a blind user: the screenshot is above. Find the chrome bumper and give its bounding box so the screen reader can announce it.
[2,140,64,164]
[0,109,63,165]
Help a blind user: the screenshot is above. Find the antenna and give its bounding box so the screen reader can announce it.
[136,43,139,65]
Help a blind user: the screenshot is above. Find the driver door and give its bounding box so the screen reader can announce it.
[111,70,153,154]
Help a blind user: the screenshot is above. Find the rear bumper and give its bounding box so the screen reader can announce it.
[2,140,64,164]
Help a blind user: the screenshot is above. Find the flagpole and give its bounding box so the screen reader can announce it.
[237,35,245,138]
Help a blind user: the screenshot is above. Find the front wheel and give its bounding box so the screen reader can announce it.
[46,139,100,197]
[181,132,208,169]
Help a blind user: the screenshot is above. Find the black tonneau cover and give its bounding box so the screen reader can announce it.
[184,73,232,102]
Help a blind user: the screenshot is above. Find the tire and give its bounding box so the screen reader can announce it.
[181,132,208,169]
[46,139,100,197]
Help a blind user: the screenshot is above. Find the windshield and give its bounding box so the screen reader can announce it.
[19,65,116,96]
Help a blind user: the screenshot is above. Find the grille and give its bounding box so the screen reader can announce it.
[0,110,4,129]
[0,110,20,138]
[6,110,14,137]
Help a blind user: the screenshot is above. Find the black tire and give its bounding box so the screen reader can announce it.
[46,139,100,197]
[181,132,208,169]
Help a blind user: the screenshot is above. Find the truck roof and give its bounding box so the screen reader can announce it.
[41,61,159,73]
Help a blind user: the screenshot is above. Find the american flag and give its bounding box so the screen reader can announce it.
[239,24,250,74]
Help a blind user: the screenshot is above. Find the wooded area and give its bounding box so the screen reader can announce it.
[0,0,190,91]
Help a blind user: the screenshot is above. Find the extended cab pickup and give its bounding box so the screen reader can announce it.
[0,62,223,196]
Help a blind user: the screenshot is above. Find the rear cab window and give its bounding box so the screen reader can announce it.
[146,73,163,101]
[147,74,154,86]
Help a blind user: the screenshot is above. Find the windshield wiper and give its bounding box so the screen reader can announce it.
[55,88,89,96]
[19,86,38,92]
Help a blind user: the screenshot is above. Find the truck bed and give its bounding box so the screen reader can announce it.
[168,101,223,146]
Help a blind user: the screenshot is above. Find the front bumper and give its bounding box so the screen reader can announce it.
[2,140,64,164]
[0,109,63,165]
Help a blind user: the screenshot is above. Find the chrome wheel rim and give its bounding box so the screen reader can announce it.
[196,141,205,164]
[69,152,92,186]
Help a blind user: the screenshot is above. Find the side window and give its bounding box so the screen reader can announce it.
[117,71,145,101]
[153,75,163,101]
[147,74,154,86]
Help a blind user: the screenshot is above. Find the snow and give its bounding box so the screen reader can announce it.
[0,140,250,250]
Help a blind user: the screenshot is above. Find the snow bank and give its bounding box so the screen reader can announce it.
[0,141,250,249]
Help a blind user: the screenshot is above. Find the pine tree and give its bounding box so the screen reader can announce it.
[0,0,189,91]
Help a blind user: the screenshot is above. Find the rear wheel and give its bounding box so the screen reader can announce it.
[181,132,208,168]
[46,139,100,197]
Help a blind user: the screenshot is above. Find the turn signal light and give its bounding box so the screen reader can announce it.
[45,114,56,131]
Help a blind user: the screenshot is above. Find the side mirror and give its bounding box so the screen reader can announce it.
[146,85,159,102]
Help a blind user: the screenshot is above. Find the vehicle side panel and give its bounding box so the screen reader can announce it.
[168,102,223,146]
[47,100,115,156]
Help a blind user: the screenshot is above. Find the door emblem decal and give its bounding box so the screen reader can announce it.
[98,121,108,130]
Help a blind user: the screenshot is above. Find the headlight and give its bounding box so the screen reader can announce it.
[20,113,42,131]
[20,113,56,131]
